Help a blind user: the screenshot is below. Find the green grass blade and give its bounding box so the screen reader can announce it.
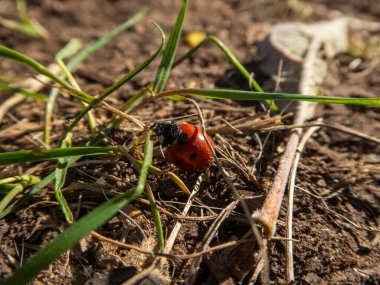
[135,133,153,196]
[172,35,276,109]
[207,36,277,110]
[54,133,74,223]
[127,157,163,251]
[0,133,153,285]
[55,39,82,60]
[0,192,132,285]
[148,193,164,251]
[45,10,148,145]
[0,175,40,186]
[0,146,118,165]
[208,36,263,93]
[61,23,165,139]
[0,184,16,193]
[157,88,380,106]
[96,23,165,102]
[0,159,76,219]
[0,45,94,103]
[54,188,74,223]
[0,82,47,102]
[67,9,150,70]
[0,176,40,214]
[44,39,83,146]
[16,0,48,39]
[0,89,150,218]
[0,45,70,89]
[0,175,39,213]
[152,0,187,93]
[0,19,39,38]
[0,185,24,215]
[57,57,98,135]
[109,88,150,129]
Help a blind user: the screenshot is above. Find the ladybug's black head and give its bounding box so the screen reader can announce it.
[153,122,180,146]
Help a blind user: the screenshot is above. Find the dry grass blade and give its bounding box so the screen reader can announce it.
[163,174,204,254]
[207,113,289,135]
[186,200,239,285]
[151,174,205,284]
[136,198,217,222]
[285,121,321,282]
[0,120,41,139]
[263,121,380,144]
[0,64,61,123]
[101,101,145,130]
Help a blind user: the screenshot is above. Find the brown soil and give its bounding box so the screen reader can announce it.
[0,0,379,284]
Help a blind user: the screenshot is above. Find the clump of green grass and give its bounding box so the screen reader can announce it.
[0,1,379,284]
[0,0,48,39]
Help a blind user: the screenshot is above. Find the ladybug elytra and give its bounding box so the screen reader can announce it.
[153,122,215,173]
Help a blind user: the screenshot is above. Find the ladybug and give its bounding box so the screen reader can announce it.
[153,122,215,173]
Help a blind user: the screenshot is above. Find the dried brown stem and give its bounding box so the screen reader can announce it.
[101,101,145,130]
[253,33,322,237]
[285,120,321,282]
[91,229,253,260]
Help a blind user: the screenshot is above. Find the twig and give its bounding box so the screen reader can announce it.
[253,32,322,237]
[91,230,155,257]
[285,120,321,282]
[91,227,253,260]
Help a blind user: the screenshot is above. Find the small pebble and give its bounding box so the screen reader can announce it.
[317,178,327,187]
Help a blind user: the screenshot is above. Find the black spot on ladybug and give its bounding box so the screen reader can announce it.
[177,133,188,144]
[175,160,182,165]
[189,153,197,160]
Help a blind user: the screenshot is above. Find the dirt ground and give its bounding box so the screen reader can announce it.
[0,0,379,284]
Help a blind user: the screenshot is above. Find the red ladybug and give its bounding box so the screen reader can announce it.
[153,122,215,173]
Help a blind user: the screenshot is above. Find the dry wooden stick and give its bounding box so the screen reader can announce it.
[285,120,321,282]
[253,32,322,237]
